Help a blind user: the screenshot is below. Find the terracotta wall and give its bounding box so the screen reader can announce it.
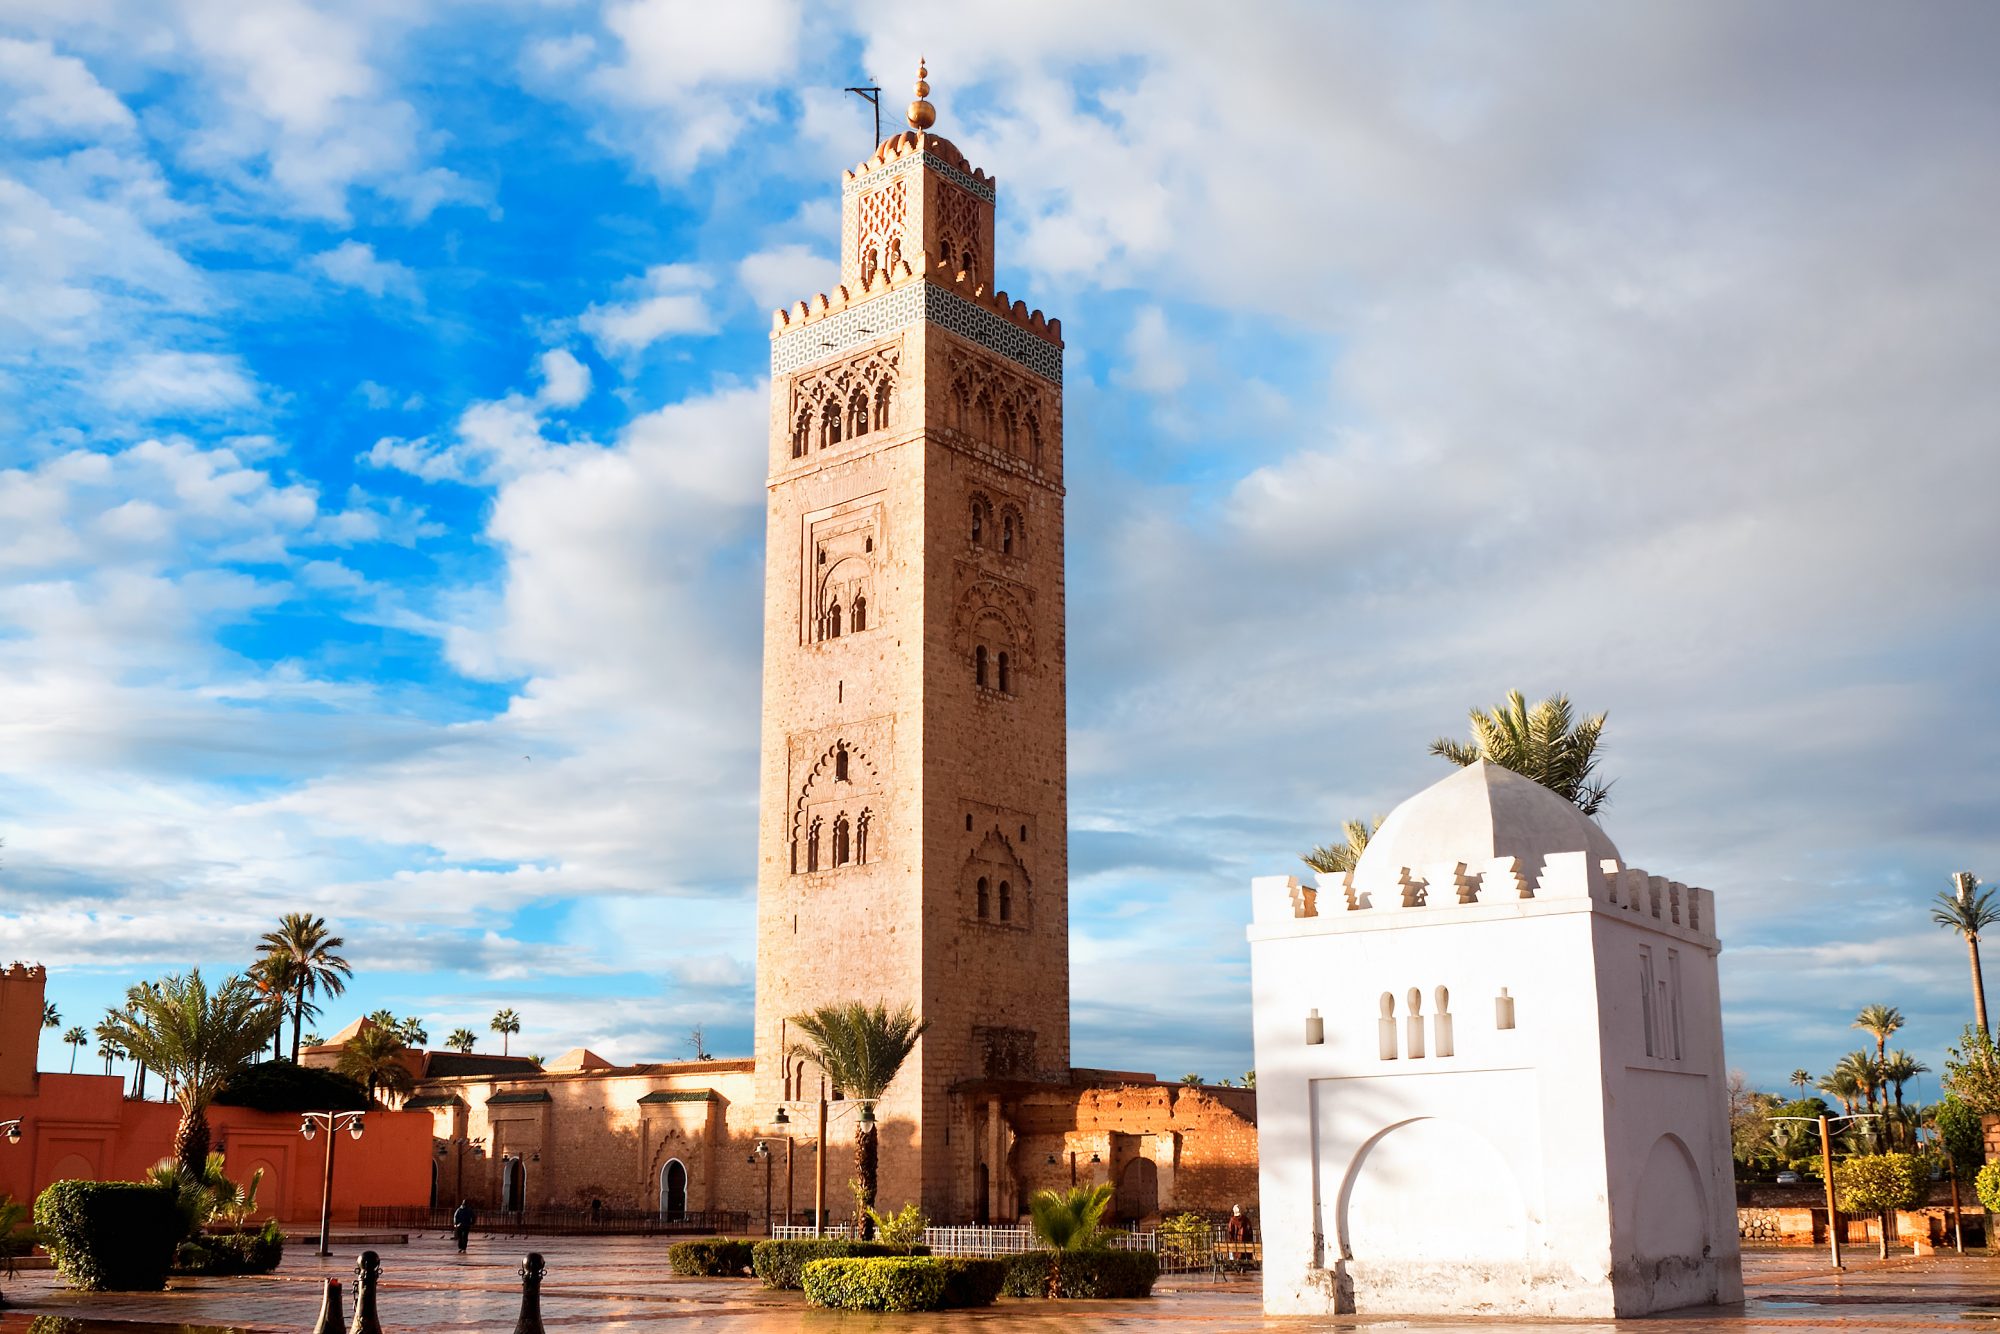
[0,1071,432,1222]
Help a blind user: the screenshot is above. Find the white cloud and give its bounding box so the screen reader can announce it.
[99,351,258,415]
[1116,306,1189,397]
[737,243,834,314]
[309,239,421,301]
[534,348,591,409]
[0,37,136,139]
[577,264,714,355]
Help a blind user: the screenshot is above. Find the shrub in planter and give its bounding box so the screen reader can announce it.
[749,1238,927,1290]
[936,1257,1009,1308]
[666,1237,755,1277]
[174,1222,285,1276]
[33,1181,180,1291]
[803,1257,947,1312]
[1001,1249,1160,1299]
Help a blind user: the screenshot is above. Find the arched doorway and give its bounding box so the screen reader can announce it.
[1115,1157,1158,1223]
[429,1159,440,1209]
[501,1157,525,1212]
[659,1159,688,1220]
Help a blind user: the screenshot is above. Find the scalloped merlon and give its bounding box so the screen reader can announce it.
[768,257,1062,346]
[843,131,993,190]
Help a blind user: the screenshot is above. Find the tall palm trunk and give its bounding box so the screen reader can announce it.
[291,979,305,1062]
[173,1107,211,1176]
[1971,936,1989,1034]
[855,1125,878,1238]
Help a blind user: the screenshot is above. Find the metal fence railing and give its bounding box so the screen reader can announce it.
[358,1206,748,1237]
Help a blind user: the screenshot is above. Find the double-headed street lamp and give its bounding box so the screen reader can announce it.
[300,1110,366,1258]
[1,1119,21,1146]
[773,1088,876,1237]
[1769,1112,1879,1270]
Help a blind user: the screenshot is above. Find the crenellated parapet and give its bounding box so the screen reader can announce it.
[4,961,46,980]
[844,131,996,203]
[1252,857,1715,944]
[769,260,1062,345]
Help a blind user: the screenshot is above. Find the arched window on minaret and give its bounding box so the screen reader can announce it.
[887,236,901,270]
[1002,515,1015,556]
[832,815,851,867]
[849,385,870,437]
[961,246,976,277]
[855,809,870,864]
[860,247,878,286]
[975,645,988,688]
[851,596,867,632]
[997,651,1010,694]
[970,501,985,545]
[974,389,996,442]
[826,602,843,639]
[1000,407,1018,454]
[807,819,822,873]
[976,877,990,919]
[998,880,1013,921]
[835,744,849,782]
[792,408,811,459]
[874,379,893,431]
[950,379,972,429]
[822,400,843,449]
[1026,412,1042,465]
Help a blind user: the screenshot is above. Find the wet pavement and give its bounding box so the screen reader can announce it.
[0,1238,1994,1331]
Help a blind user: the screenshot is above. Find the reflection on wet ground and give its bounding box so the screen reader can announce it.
[1,1238,1995,1331]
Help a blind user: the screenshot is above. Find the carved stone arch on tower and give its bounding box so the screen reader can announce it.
[960,827,1030,927]
[817,554,874,640]
[952,579,1037,665]
[791,739,884,873]
[997,501,1026,557]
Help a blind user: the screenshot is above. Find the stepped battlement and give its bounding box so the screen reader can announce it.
[769,260,1061,345]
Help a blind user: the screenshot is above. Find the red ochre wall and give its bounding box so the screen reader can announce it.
[0,1072,431,1222]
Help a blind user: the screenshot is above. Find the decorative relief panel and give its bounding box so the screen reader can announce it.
[787,341,901,459]
[803,500,884,644]
[772,285,1061,386]
[853,180,908,287]
[960,822,1031,931]
[929,184,984,278]
[951,569,1037,667]
[788,719,891,876]
[843,150,998,205]
[942,346,1053,465]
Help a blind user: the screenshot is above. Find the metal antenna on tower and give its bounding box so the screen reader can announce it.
[844,82,882,149]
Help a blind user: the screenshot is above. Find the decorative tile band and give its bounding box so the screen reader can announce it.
[844,151,997,206]
[773,283,1061,386]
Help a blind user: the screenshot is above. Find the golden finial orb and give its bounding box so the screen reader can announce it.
[907,57,936,132]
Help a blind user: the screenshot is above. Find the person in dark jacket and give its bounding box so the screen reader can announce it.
[452,1200,474,1252]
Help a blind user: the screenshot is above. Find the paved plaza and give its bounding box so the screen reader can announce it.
[1,1240,1996,1333]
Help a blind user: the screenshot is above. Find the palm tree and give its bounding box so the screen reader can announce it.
[445,1028,477,1053]
[1934,872,1999,1033]
[1881,1051,1928,1112]
[337,1025,417,1107]
[1853,1004,1905,1109]
[97,970,279,1173]
[398,1017,429,1047]
[256,913,352,1062]
[787,1000,929,1227]
[1179,1072,1203,1087]
[1243,1070,1256,1089]
[93,1019,125,1077]
[1027,1184,1113,1297]
[1303,818,1378,877]
[248,955,291,1062]
[62,1026,88,1072]
[1816,1069,1862,1116]
[367,1008,399,1028]
[490,1009,521,1055]
[1789,1069,1813,1098]
[1430,690,1613,814]
[41,1001,60,1032]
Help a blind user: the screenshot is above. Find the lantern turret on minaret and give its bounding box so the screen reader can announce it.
[755,63,1069,1220]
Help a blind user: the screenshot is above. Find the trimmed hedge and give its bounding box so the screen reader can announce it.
[33,1181,180,1291]
[750,1238,929,1290]
[937,1257,1009,1308]
[666,1237,755,1277]
[173,1223,285,1276]
[1001,1249,1160,1299]
[804,1257,946,1311]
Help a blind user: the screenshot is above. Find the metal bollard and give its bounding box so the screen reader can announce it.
[513,1252,547,1334]
[349,1250,384,1334]
[310,1277,344,1334]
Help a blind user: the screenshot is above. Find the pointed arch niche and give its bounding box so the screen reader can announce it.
[960,826,1030,929]
[791,737,885,876]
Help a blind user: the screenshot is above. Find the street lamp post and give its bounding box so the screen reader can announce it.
[748,1141,773,1235]
[1770,1112,1879,1270]
[773,1086,876,1238]
[300,1110,366,1258]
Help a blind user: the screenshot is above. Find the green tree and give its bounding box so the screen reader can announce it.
[1816,1069,1862,1117]
[97,970,279,1173]
[1942,1024,2000,1116]
[445,1028,477,1053]
[1302,818,1378,877]
[1933,872,1998,1033]
[1027,1183,1113,1298]
[1852,1005,1905,1109]
[397,1017,429,1047]
[1789,1069,1813,1097]
[1242,1070,1256,1089]
[256,913,352,1062]
[490,1008,521,1055]
[40,1001,60,1031]
[1880,1051,1928,1113]
[1832,1152,1928,1258]
[1832,1050,1884,1127]
[786,1001,929,1230]
[336,1025,417,1107]
[1932,1095,1984,1176]
[1429,690,1613,815]
[247,955,292,1062]
[1179,1072,1202,1087]
[62,1026,87,1072]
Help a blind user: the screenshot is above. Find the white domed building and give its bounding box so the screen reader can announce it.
[1248,761,1741,1318]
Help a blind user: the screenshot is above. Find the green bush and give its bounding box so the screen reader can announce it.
[32,1181,181,1291]
[666,1237,755,1277]
[1832,1152,1928,1215]
[1001,1248,1161,1299]
[936,1257,1009,1307]
[749,1238,927,1290]
[213,1059,368,1113]
[804,1257,947,1311]
[172,1222,284,1276]
[1975,1163,2000,1216]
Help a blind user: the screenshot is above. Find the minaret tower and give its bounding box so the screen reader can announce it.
[753,63,1069,1217]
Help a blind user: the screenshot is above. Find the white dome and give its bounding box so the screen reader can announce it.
[1350,761,1619,896]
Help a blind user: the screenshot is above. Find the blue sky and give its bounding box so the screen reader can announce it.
[2,2,1997,1098]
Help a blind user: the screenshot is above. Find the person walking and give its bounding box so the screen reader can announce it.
[452,1199,474,1253]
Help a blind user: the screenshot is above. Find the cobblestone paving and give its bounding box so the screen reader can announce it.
[1,1239,1995,1332]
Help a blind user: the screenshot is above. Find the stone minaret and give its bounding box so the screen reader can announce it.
[752,64,1069,1218]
